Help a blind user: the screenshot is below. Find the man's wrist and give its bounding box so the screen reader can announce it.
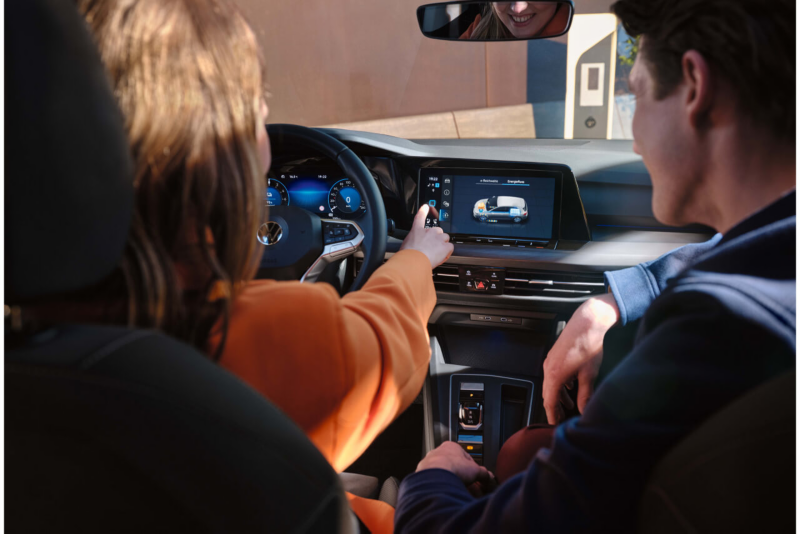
[585,293,621,327]
[417,457,454,473]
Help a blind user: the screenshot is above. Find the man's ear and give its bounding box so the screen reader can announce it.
[682,50,714,130]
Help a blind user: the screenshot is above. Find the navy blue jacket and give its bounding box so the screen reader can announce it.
[395,192,796,533]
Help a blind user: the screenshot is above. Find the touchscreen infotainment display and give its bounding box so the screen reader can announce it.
[418,169,561,241]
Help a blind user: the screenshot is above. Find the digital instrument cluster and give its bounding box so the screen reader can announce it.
[266,171,367,220]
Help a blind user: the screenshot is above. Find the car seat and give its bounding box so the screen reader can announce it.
[5,0,355,532]
[604,323,795,533]
[637,370,795,533]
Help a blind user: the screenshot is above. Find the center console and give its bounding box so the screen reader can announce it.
[451,375,535,467]
[425,315,555,472]
[411,160,593,471]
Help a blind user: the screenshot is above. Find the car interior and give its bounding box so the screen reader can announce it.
[5,0,795,532]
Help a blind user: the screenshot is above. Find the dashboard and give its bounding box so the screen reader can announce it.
[266,170,367,220]
[268,130,714,279]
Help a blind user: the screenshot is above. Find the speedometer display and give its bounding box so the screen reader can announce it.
[267,170,368,219]
[328,179,366,219]
[266,178,289,207]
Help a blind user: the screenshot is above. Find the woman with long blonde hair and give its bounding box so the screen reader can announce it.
[77,0,452,530]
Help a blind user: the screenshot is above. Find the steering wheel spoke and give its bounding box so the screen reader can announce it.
[261,125,386,292]
[301,220,365,283]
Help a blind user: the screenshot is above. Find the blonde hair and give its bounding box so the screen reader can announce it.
[77,0,266,356]
[470,4,514,40]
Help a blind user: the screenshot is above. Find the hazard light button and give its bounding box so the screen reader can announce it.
[458,266,504,294]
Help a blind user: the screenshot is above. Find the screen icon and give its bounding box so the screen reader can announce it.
[428,200,436,207]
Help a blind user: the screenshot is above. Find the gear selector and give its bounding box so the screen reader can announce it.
[459,400,483,430]
[458,382,485,465]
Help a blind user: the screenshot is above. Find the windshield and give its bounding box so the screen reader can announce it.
[238,0,636,140]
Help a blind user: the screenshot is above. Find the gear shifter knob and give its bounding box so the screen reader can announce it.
[459,401,483,430]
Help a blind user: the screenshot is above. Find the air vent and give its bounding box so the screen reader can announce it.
[355,258,458,292]
[432,264,460,292]
[504,270,605,297]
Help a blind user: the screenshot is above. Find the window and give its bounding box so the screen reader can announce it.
[239,0,637,139]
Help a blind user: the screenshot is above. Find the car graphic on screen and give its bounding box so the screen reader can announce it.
[473,196,528,223]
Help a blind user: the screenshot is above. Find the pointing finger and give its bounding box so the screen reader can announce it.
[414,204,430,228]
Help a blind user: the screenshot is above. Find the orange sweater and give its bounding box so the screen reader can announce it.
[214,248,436,473]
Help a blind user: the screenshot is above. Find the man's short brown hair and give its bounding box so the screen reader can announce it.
[612,0,795,141]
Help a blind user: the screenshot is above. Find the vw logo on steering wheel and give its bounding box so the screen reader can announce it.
[258,221,283,246]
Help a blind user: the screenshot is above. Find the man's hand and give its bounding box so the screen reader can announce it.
[417,441,497,497]
[400,205,454,268]
[542,293,620,424]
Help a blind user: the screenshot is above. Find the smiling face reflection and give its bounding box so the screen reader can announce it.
[493,2,558,38]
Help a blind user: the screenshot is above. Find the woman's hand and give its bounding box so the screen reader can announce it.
[417,441,497,497]
[400,205,454,269]
[542,293,620,424]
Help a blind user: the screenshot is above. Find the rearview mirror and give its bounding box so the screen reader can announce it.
[417,1,573,41]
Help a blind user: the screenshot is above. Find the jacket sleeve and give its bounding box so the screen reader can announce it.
[217,249,436,474]
[323,249,437,471]
[604,234,721,325]
[394,290,793,533]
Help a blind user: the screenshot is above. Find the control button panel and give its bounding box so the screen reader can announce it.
[459,267,504,294]
[322,222,357,245]
[457,434,484,458]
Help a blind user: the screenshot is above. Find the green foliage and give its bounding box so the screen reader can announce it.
[618,36,639,67]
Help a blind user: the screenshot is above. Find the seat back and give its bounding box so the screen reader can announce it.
[638,371,795,534]
[5,0,133,302]
[6,326,354,533]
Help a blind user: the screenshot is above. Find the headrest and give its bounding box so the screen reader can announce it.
[5,0,133,303]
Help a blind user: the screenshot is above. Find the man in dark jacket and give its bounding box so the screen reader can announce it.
[394,0,796,532]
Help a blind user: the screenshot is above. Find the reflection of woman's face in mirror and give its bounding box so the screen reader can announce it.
[492,2,559,39]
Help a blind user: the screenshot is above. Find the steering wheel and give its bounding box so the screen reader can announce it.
[256,124,387,292]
